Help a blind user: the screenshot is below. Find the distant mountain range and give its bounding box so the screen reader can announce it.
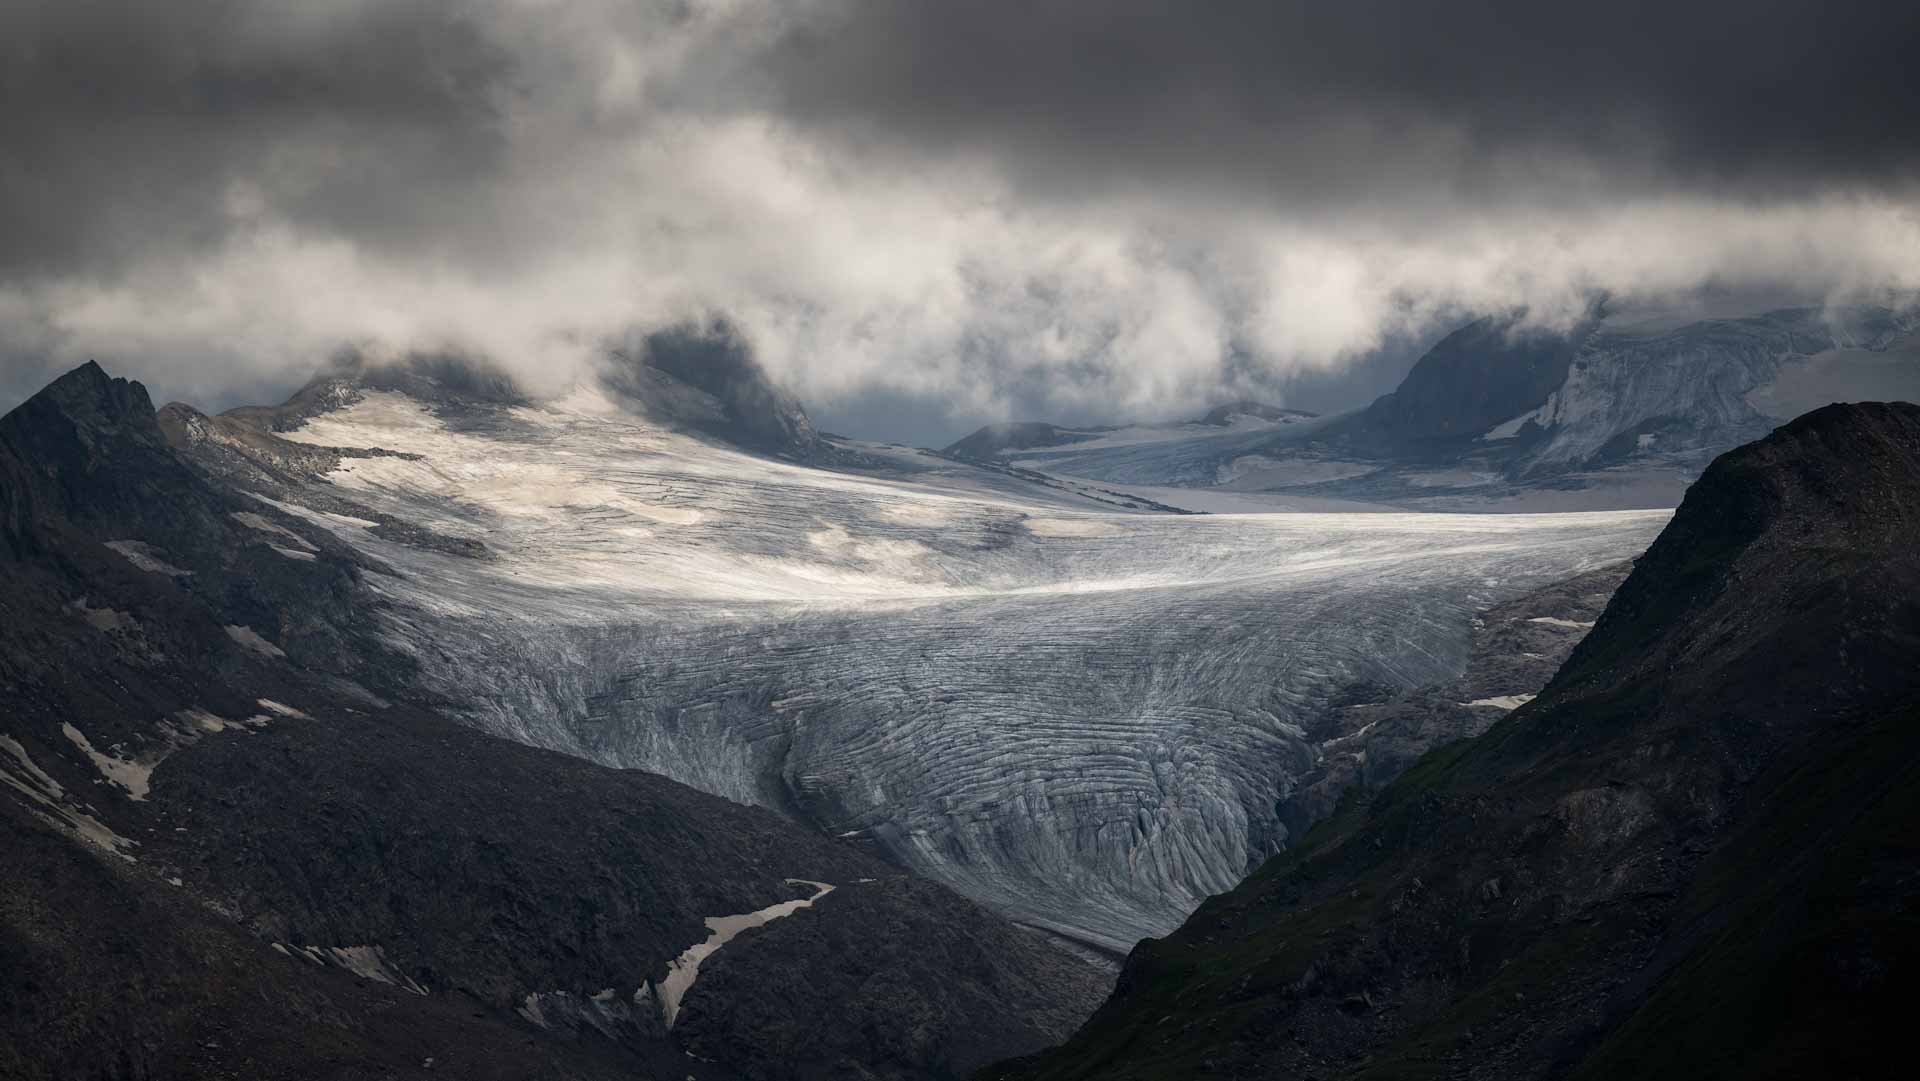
[946,305,1920,511]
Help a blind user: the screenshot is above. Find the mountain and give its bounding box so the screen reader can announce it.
[944,421,1107,460]
[989,401,1920,1080]
[603,322,826,462]
[943,404,1317,462]
[940,406,1324,497]
[146,363,1659,953]
[952,305,1920,512]
[1314,312,1595,455]
[0,363,1108,1080]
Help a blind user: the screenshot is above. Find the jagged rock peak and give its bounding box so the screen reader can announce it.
[0,360,165,454]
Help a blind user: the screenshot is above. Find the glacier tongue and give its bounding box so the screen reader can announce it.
[273,390,1667,950]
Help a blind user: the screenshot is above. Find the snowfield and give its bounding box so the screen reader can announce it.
[278,389,1666,949]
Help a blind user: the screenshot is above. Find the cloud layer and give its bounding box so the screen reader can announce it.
[3,0,1917,423]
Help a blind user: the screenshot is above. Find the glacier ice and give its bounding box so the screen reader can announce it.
[270,389,1666,950]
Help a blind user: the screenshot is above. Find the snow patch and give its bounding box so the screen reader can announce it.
[280,943,427,994]
[324,511,380,528]
[225,625,286,658]
[67,598,133,632]
[1,733,138,858]
[1526,616,1596,630]
[1,734,66,798]
[257,699,311,719]
[1464,694,1536,711]
[61,722,152,800]
[180,707,240,733]
[104,540,189,577]
[657,879,835,1028]
[1481,393,1558,441]
[230,511,319,551]
[166,707,273,742]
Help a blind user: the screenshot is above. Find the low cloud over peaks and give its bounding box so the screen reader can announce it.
[3,0,1918,427]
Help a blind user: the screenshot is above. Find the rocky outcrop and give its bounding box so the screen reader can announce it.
[994,401,1920,1080]
[605,321,825,462]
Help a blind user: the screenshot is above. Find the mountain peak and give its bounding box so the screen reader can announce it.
[0,360,167,468]
[0,361,222,559]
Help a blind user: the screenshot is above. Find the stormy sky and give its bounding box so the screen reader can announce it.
[3,0,1917,441]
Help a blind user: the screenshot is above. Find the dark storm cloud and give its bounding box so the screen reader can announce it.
[1,1,1916,431]
[766,0,1920,209]
[0,1,511,277]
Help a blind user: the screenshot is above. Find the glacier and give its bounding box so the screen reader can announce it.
[262,386,1665,950]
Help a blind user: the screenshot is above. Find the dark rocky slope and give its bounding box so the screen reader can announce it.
[990,400,1920,1081]
[605,322,825,462]
[0,363,1105,1080]
[1279,560,1634,841]
[1314,314,1593,459]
